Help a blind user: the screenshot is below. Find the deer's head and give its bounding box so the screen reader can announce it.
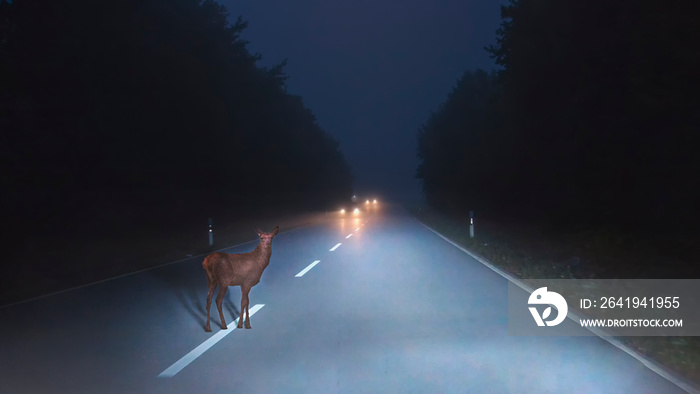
[256,226,279,246]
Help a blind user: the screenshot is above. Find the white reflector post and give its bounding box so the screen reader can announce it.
[208,217,213,246]
[469,210,475,238]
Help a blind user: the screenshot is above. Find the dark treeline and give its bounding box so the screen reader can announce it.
[417,0,699,237]
[0,0,352,241]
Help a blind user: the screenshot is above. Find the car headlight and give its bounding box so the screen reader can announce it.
[340,209,346,214]
[353,208,360,214]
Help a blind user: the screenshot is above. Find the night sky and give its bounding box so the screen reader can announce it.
[220,0,504,201]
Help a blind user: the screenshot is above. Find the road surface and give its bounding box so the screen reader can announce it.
[0,203,690,393]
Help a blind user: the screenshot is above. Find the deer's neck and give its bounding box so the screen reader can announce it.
[252,243,272,268]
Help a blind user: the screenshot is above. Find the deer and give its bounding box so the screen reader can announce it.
[202,226,279,332]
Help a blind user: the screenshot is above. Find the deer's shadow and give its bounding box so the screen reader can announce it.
[149,260,242,329]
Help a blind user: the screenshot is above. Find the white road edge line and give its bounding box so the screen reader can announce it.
[355,228,360,232]
[415,218,700,394]
[345,233,353,239]
[295,260,321,277]
[157,304,265,378]
[329,243,342,251]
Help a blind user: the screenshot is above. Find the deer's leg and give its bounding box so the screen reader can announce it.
[245,299,251,329]
[215,285,228,330]
[205,280,217,332]
[239,286,251,329]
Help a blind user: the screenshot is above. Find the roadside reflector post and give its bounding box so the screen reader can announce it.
[469,210,475,238]
[208,217,213,246]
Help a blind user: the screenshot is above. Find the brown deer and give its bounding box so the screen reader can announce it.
[202,226,279,332]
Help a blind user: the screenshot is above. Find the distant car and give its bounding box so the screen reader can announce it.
[339,202,361,215]
[339,196,379,215]
[339,195,362,215]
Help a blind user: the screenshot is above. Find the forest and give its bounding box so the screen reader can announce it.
[0,0,353,301]
[417,0,699,241]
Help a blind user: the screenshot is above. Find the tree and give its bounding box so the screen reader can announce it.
[416,69,506,217]
[485,0,700,231]
[0,0,355,303]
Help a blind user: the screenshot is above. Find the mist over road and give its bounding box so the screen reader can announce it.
[0,204,686,393]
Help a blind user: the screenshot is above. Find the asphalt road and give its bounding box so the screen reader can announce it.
[0,203,689,393]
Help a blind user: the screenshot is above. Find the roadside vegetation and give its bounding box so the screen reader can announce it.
[415,0,699,266]
[413,0,698,386]
[405,203,699,388]
[0,0,353,304]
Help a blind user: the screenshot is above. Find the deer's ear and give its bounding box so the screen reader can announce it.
[272,226,279,236]
[256,228,264,236]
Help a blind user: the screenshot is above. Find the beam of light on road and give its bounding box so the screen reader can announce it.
[157,304,265,378]
[295,260,321,277]
[345,233,353,239]
[330,243,342,251]
[355,228,360,232]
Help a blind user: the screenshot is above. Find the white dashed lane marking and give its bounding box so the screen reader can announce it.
[295,260,321,277]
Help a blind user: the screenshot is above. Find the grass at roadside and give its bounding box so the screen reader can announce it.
[404,202,700,389]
